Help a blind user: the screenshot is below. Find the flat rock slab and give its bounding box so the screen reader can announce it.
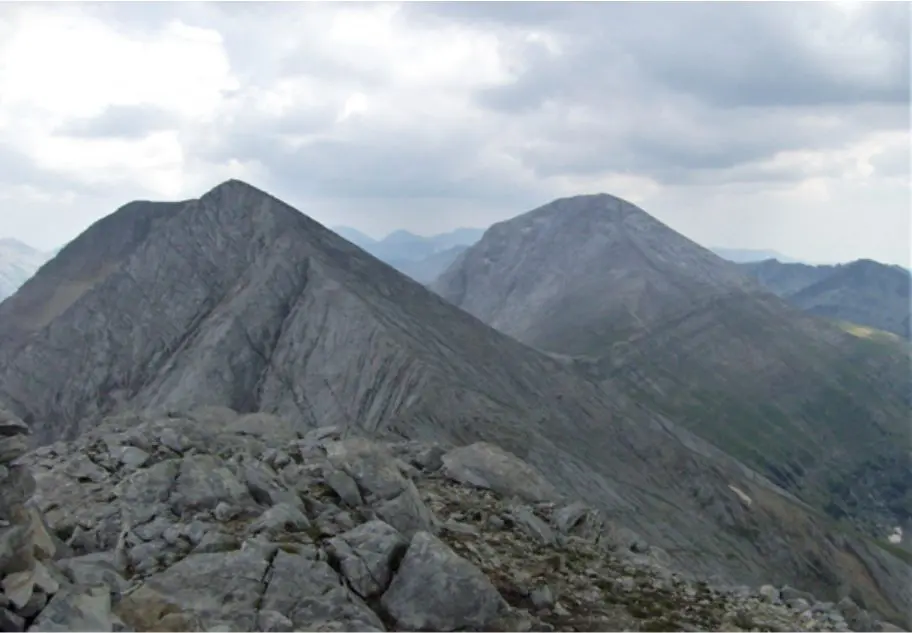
[28,586,113,632]
[380,531,508,631]
[441,442,560,503]
[140,548,269,628]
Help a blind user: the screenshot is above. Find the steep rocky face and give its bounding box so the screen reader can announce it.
[0,181,908,623]
[0,202,186,349]
[6,407,907,631]
[739,259,911,339]
[431,194,911,541]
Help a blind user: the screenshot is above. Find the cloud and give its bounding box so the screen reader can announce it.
[0,2,908,266]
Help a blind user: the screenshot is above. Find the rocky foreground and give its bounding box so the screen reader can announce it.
[0,406,903,632]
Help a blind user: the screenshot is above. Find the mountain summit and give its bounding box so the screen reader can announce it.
[433,193,755,354]
[432,193,911,545]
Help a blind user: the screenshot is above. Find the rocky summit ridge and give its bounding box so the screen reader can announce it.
[0,405,902,632]
[0,181,909,631]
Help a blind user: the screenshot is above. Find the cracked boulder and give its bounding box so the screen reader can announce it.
[326,520,408,599]
[380,531,509,631]
[260,550,384,631]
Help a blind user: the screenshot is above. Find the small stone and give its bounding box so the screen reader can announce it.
[247,503,310,537]
[111,446,150,470]
[788,598,811,612]
[324,470,363,508]
[760,585,781,604]
[193,531,239,554]
[530,585,555,610]
[213,502,239,522]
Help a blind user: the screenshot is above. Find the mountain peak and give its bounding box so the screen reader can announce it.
[433,193,751,352]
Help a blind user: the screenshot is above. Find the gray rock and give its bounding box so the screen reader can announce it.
[373,481,435,539]
[28,586,114,632]
[0,467,35,520]
[171,455,252,516]
[837,597,878,632]
[111,446,150,470]
[441,443,560,503]
[509,506,554,545]
[530,585,556,610]
[380,531,508,631]
[131,516,173,543]
[787,598,811,612]
[58,552,130,600]
[324,470,363,508]
[326,520,409,599]
[0,525,31,576]
[243,461,300,508]
[780,585,815,604]
[0,412,29,438]
[260,550,384,631]
[141,548,270,629]
[441,520,480,537]
[248,503,310,537]
[127,540,167,573]
[3,561,60,610]
[0,436,28,466]
[325,439,407,502]
[213,502,240,522]
[115,460,180,526]
[760,584,781,603]
[192,531,239,554]
[552,501,591,535]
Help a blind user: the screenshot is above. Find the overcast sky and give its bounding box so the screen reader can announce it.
[0,2,909,265]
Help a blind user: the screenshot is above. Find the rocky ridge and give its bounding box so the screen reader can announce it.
[0,406,903,632]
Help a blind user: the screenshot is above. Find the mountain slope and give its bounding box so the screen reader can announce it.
[432,194,911,542]
[0,238,51,302]
[1,181,909,621]
[740,259,911,338]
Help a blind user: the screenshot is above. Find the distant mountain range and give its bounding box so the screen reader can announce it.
[710,247,802,264]
[331,226,485,282]
[738,258,911,339]
[0,238,53,302]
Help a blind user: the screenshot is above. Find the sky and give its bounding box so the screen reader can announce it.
[0,2,909,265]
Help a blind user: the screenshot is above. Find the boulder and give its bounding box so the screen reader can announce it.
[380,531,509,631]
